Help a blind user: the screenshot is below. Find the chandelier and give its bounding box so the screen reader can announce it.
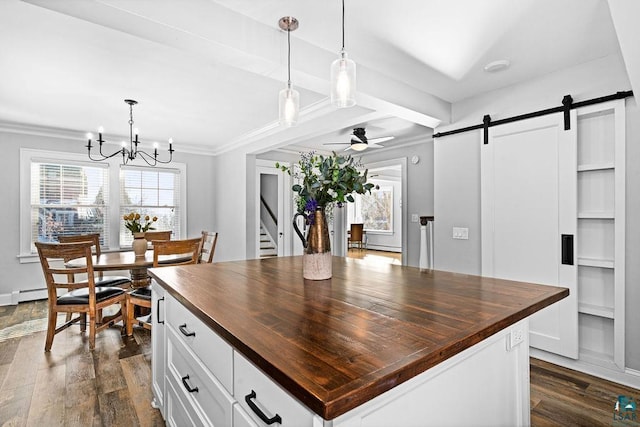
[86,99,174,166]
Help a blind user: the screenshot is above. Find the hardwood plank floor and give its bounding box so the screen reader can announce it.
[1,300,638,426]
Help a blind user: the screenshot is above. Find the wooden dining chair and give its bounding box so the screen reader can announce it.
[198,230,219,263]
[126,237,202,336]
[144,230,172,243]
[57,233,132,288]
[35,241,127,351]
[347,223,365,250]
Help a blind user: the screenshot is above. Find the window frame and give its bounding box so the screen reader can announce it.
[19,148,186,262]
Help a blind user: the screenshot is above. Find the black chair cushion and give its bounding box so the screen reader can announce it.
[96,276,132,288]
[130,285,151,300]
[57,287,125,305]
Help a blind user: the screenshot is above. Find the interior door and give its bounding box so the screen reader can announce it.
[481,113,578,359]
[256,160,289,258]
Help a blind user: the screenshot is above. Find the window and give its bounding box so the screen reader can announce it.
[28,158,109,252]
[359,186,393,232]
[20,148,187,259]
[119,166,182,246]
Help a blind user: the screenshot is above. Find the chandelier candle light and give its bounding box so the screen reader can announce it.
[86,99,174,166]
[278,16,300,127]
[331,0,356,108]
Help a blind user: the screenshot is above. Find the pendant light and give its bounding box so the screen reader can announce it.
[330,0,356,108]
[278,16,299,127]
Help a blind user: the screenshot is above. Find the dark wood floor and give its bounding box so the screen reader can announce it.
[1,300,639,426]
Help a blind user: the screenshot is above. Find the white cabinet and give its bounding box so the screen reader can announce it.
[234,352,315,427]
[151,280,166,415]
[156,291,532,426]
[575,100,625,371]
[163,293,234,426]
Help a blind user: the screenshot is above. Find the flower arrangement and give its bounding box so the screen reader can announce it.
[123,212,158,234]
[277,151,374,221]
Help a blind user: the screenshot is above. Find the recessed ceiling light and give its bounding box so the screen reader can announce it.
[483,59,510,73]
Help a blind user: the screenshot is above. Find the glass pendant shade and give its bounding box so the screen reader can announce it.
[279,83,299,127]
[331,50,356,108]
[350,142,367,151]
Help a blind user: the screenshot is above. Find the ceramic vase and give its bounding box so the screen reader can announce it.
[132,232,147,257]
[293,207,332,280]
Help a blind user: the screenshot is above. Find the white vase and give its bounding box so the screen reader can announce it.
[132,232,147,257]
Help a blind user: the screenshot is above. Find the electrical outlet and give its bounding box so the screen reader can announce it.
[507,328,525,351]
[452,227,469,240]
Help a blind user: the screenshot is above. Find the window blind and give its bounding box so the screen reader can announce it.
[119,165,182,246]
[30,161,110,252]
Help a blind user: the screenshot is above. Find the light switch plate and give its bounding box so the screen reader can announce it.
[411,214,419,223]
[452,227,469,240]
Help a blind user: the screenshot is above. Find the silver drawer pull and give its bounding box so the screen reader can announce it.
[179,323,196,337]
[181,375,199,393]
[245,390,282,425]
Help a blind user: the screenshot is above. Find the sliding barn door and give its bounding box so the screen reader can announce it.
[481,113,578,359]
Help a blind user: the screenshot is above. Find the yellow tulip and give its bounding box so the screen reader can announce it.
[145,215,150,221]
[123,215,128,220]
[152,216,158,222]
[135,213,141,220]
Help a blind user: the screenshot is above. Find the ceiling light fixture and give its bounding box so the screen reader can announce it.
[86,99,174,166]
[278,16,300,127]
[483,59,511,73]
[330,0,356,108]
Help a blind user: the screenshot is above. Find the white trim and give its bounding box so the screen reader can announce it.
[20,148,187,257]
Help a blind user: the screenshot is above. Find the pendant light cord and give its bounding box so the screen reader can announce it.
[341,0,345,50]
[287,26,292,85]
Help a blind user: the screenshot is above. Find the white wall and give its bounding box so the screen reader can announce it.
[433,53,640,371]
[0,129,215,303]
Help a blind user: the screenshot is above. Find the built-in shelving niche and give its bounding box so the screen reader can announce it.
[575,102,624,372]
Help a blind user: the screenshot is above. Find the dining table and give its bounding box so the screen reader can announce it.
[66,249,190,288]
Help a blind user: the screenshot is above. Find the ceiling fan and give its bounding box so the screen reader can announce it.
[323,127,394,151]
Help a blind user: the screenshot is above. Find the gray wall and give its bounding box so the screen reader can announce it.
[433,53,640,370]
[0,129,215,301]
[361,136,434,267]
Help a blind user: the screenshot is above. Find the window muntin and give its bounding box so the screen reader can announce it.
[30,161,109,251]
[119,166,181,246]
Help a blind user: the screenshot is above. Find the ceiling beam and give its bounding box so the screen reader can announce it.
[23,0,450,154]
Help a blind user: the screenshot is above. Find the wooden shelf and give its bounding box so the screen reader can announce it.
[577,163,614,172]
[577,257,614,269]
[578,303,614,319]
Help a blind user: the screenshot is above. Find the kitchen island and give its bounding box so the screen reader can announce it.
[149,256,568,426]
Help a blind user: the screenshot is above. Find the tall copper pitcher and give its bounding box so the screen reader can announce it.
[293,207,332,280]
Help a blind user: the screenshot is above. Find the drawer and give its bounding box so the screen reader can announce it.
[167,327,234,427]
[234,352,315,427]
[233,403,259,427]
[165,378,202,427]
[166,293,233,393]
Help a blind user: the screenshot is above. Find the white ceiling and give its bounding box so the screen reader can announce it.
[0,0,623,156]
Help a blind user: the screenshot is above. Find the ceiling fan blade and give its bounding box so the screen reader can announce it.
[368,136,394,144]
[323,142,349,145]
[367,143,384,148]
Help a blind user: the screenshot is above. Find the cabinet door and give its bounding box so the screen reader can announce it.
[151,281,166,415]
[481,113,578,359]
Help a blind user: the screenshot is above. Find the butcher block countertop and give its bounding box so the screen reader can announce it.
[148,256,568,420]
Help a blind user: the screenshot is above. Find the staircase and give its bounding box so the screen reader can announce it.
[259,224,277,258]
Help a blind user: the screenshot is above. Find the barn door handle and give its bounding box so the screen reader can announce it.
[561,234,574,265]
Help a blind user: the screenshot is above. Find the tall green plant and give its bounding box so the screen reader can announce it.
[277,152,374,218]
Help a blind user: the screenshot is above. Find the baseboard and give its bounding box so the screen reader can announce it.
[0,288,47,306]
[531,348,640,389]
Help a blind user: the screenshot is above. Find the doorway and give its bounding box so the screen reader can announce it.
[255,160,290,258]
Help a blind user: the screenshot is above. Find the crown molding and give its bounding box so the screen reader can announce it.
[0,120,218,156]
